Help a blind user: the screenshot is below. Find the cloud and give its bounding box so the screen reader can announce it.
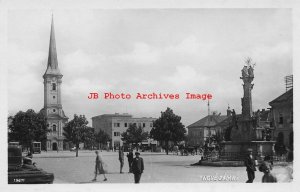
[166,36,201,55]
[7,44,46,112]
[7,9,292,127]
[116,42,160,65]
[61,49,106,75]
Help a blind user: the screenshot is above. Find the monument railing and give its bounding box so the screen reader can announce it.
[202,151,288,162]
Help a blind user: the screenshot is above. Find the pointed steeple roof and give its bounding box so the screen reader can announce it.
[44,15,62,77]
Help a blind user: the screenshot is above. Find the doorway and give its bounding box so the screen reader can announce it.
[52,142,58,151]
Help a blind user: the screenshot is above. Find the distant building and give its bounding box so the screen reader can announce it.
[92,113,157,148]
[269,88,293,149]
[187,112,229,146]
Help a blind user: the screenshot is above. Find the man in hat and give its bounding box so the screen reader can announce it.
[132,151,144,183]
[244,148,256,183]
[127,148,134,173]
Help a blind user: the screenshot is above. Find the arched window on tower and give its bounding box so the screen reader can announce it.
[52,83,56,91]
[53,124,57,132]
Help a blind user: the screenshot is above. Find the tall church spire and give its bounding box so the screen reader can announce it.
[42,14,68,151]
[44,15,62,76]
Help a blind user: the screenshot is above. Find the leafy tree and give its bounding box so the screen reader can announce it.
[121,123,148,150]
[63,114,89,157]
[150,107,186,155]
[95,129,110,150]
[8,109,48,152]
[83,127,96,150]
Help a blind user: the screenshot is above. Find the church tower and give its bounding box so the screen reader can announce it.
[42,16,68,151]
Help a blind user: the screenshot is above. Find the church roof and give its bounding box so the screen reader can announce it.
[44,15,62,77]
[187,114,228,129]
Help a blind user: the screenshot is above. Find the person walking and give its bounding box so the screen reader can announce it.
[92,151,107,182]
[127,149,134,173]
[132,151,144,184]
[119,146,124,174]
[244,148,256,183]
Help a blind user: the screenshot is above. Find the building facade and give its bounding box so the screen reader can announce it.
[269,88,293,149]
[40,17,68,151]
[187,112,229,146]
[92,113,156,148]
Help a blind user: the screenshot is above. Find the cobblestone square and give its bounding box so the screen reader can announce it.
[32,151,292,184]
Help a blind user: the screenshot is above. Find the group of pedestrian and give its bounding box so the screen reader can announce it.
[94,147,279,183]
[245,148,277,183]
[92,147,144,184]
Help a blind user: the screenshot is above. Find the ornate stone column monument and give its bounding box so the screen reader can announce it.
[221,58,275,160]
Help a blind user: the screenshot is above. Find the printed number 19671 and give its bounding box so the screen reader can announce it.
[14,178,25,183]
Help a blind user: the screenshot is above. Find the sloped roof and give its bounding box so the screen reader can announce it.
[44,16,62,77]
[92,113,132,119]
[269,88,293,106]
[215,116,232,127]
[187,114,228,129]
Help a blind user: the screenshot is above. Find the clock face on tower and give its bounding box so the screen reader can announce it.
[49,108,57,114]
[50,94,57,104]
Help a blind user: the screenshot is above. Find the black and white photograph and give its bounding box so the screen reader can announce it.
[1,0,299,191]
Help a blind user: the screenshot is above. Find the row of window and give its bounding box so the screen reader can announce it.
[190,129,216,137]
[47,124,61,133]
[113,131,150,137]
[113,122,153,128]
[47,124,57,132]
[278,111,293,124]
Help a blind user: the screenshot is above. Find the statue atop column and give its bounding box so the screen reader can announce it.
[241,58,255,119]
[241,57,255,81]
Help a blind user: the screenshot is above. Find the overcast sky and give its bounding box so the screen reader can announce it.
[7,9,292,126]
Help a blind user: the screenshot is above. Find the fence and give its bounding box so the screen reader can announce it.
[202,151,288,162]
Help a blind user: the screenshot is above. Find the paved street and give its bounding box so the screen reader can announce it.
[32,150,292,184]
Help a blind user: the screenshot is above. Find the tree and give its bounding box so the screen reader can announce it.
[150,107,186,155]
[8,109,48,152]
[121,123,148,150]
[63,114,89,157]
[83,127,96,150]
[95,129,110,150]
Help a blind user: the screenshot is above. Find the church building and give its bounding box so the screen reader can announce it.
[40,16,68,151]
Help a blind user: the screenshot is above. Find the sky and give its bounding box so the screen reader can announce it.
[7,9,292,127]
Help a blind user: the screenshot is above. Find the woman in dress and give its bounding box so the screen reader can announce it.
[92,151,107,182]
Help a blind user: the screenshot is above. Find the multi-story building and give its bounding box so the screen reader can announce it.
[269,88,293,149]
[92,113,156,148]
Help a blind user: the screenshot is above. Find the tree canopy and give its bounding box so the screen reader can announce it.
[63,114,89,157]
[83,127,96,150]
[95,129,110,149]
[121,123,148,149]
[8,109,48,152]
[150,107,186,154]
